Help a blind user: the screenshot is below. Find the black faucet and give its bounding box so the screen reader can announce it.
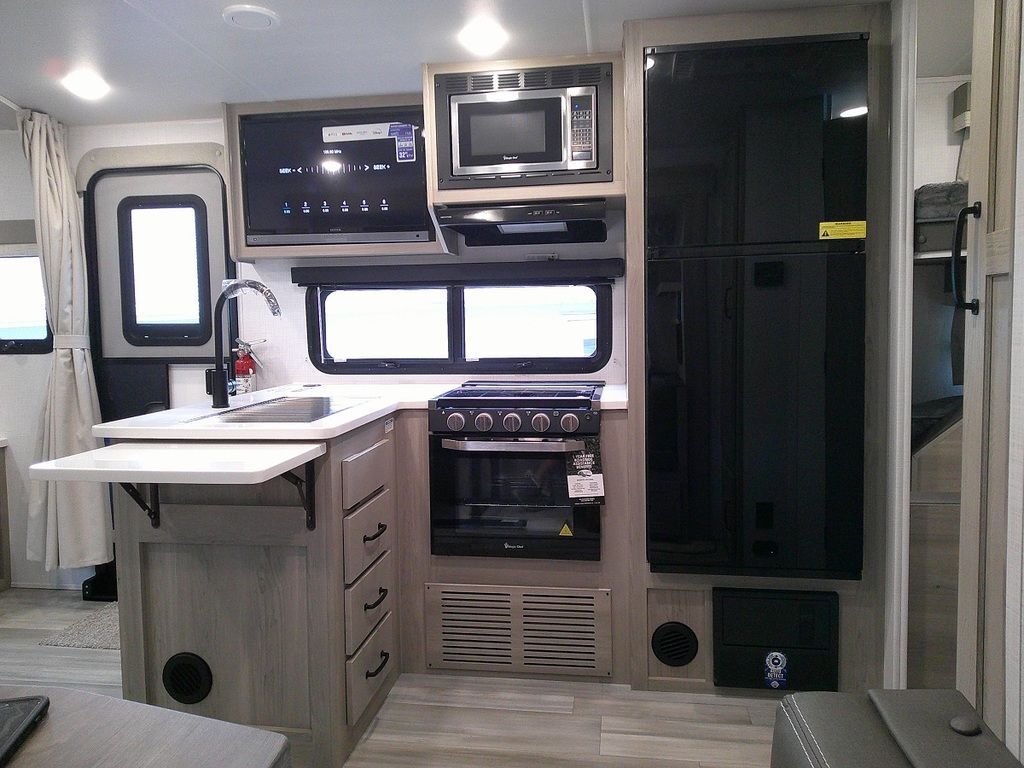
[205,279,281,408]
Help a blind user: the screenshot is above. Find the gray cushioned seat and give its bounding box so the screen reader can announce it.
[771,689,1022,768]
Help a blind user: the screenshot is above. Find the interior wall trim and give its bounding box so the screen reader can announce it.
[882,0,917,692]
[1002,3,1024,755]
[74,142,227,193]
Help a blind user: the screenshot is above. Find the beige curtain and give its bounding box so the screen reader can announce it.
[20,110,112,570]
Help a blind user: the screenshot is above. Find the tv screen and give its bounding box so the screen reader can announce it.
[238,105,432,246]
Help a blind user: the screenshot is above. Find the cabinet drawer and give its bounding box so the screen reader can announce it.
[345,550,397,655]
[342,437,394,511]
[345,611,396,724]
[343,488,395,584]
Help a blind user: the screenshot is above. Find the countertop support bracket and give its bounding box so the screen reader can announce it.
[280,460,316,530]
[119,482,160,528]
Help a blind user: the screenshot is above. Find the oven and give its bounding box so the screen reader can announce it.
[428,383,603,561]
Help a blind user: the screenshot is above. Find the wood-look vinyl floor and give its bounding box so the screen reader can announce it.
[0,589,777,767]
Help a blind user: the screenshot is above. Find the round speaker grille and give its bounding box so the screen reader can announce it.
[651,621,699,667]
[162,652,213,704]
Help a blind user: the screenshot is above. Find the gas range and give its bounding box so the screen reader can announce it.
[428,381,603,436]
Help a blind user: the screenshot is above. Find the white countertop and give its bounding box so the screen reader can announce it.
[93,383,627,442]
[30,441,326,484]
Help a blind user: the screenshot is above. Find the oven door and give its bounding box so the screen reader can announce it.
[450,89,569,175]
[429,436,600,560]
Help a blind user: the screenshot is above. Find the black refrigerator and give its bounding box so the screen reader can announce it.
[644,35,868,579]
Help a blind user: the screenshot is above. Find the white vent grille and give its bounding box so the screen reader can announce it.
[439,589,513,666]
[426,584,612,677]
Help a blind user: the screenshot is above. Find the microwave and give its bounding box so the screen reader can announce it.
[433,62,614,189]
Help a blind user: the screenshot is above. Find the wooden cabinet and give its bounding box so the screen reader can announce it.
[112,415,400,768]
[336,419,400,724]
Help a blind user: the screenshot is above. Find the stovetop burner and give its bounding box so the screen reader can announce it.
[429,381,603,436]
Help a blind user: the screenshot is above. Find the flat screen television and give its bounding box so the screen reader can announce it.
[238,105,432,246]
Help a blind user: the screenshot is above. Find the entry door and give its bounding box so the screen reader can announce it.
[956,0,1021,740]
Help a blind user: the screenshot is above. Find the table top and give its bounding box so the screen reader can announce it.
[1,685,290,768]
[29,441,325,485]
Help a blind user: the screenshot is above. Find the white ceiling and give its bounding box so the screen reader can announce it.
[917,0,973,78]
[2,0,867,126]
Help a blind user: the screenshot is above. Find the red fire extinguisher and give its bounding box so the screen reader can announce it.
[233,338,264,395]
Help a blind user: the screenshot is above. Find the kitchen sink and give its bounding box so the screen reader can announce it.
[192,396,366,423]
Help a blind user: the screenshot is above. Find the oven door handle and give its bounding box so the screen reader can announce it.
[441,438,585,453]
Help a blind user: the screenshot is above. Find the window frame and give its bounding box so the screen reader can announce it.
[0,245,53,355]
[306,280,612,374]
[116,194,212,347]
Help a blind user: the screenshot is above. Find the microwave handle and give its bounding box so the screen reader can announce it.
[441,438,585,454]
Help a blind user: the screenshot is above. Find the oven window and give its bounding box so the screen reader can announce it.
[321,288,450,362]
[464,285,598,359]
[307,281,611,374]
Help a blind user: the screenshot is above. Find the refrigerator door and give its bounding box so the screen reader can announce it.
[645,251,865,578]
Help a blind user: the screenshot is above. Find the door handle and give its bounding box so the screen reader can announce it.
[950,201,982,315]
[362,522,387,543]
[364,587,388,611]
[441,438,585,453]
[365,650,390,679]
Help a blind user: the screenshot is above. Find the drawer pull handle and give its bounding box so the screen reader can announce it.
[364,587,388,611]
[363,523,388,543]
[365,650,390,679]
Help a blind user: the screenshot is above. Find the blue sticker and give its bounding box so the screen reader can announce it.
[764,651,788,689]
[388,122,417,162]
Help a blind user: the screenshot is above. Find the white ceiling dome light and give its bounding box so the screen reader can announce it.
[457,15,509,57]
[60,68,111,100]
[222,4,281,30]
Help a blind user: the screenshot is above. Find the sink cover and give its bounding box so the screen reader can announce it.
[195,396,363,423]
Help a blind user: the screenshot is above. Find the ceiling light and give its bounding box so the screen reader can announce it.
[645,56,655,70]
[840,105,868,118]
[60,68,111,101]
[457,16,508,57]
[222,4,281,30]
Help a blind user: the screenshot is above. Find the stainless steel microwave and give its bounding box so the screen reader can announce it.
[433,62,614,189]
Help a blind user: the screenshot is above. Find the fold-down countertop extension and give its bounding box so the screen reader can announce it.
[30,441,326,485]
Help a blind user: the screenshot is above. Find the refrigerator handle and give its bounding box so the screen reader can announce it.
[950,201,982,315]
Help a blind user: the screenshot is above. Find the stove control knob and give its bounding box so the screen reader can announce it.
[475,413,494,432]
[560,413,581,433]
[446,412,466,431]
[531,413,551,433]
[503,413,523,432]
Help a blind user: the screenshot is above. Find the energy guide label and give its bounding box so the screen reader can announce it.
[566,437,605,505]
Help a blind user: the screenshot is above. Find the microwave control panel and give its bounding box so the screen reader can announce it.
[570,94,596,164]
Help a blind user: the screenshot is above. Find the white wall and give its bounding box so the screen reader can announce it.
[914,76,970,186]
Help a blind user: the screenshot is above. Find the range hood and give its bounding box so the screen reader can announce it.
[434,200,607,247]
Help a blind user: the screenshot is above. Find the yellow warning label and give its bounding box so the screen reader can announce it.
[819,220,867,240]
[558,522,574,537]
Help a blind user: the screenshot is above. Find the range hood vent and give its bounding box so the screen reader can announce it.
[435,200,607,247]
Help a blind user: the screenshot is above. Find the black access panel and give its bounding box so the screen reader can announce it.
[713,588,839,692]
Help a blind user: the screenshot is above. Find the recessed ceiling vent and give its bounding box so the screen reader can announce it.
[651,621,699,667]
[222,4,281,30]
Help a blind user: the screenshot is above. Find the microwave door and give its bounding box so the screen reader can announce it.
[450,90,567,175]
